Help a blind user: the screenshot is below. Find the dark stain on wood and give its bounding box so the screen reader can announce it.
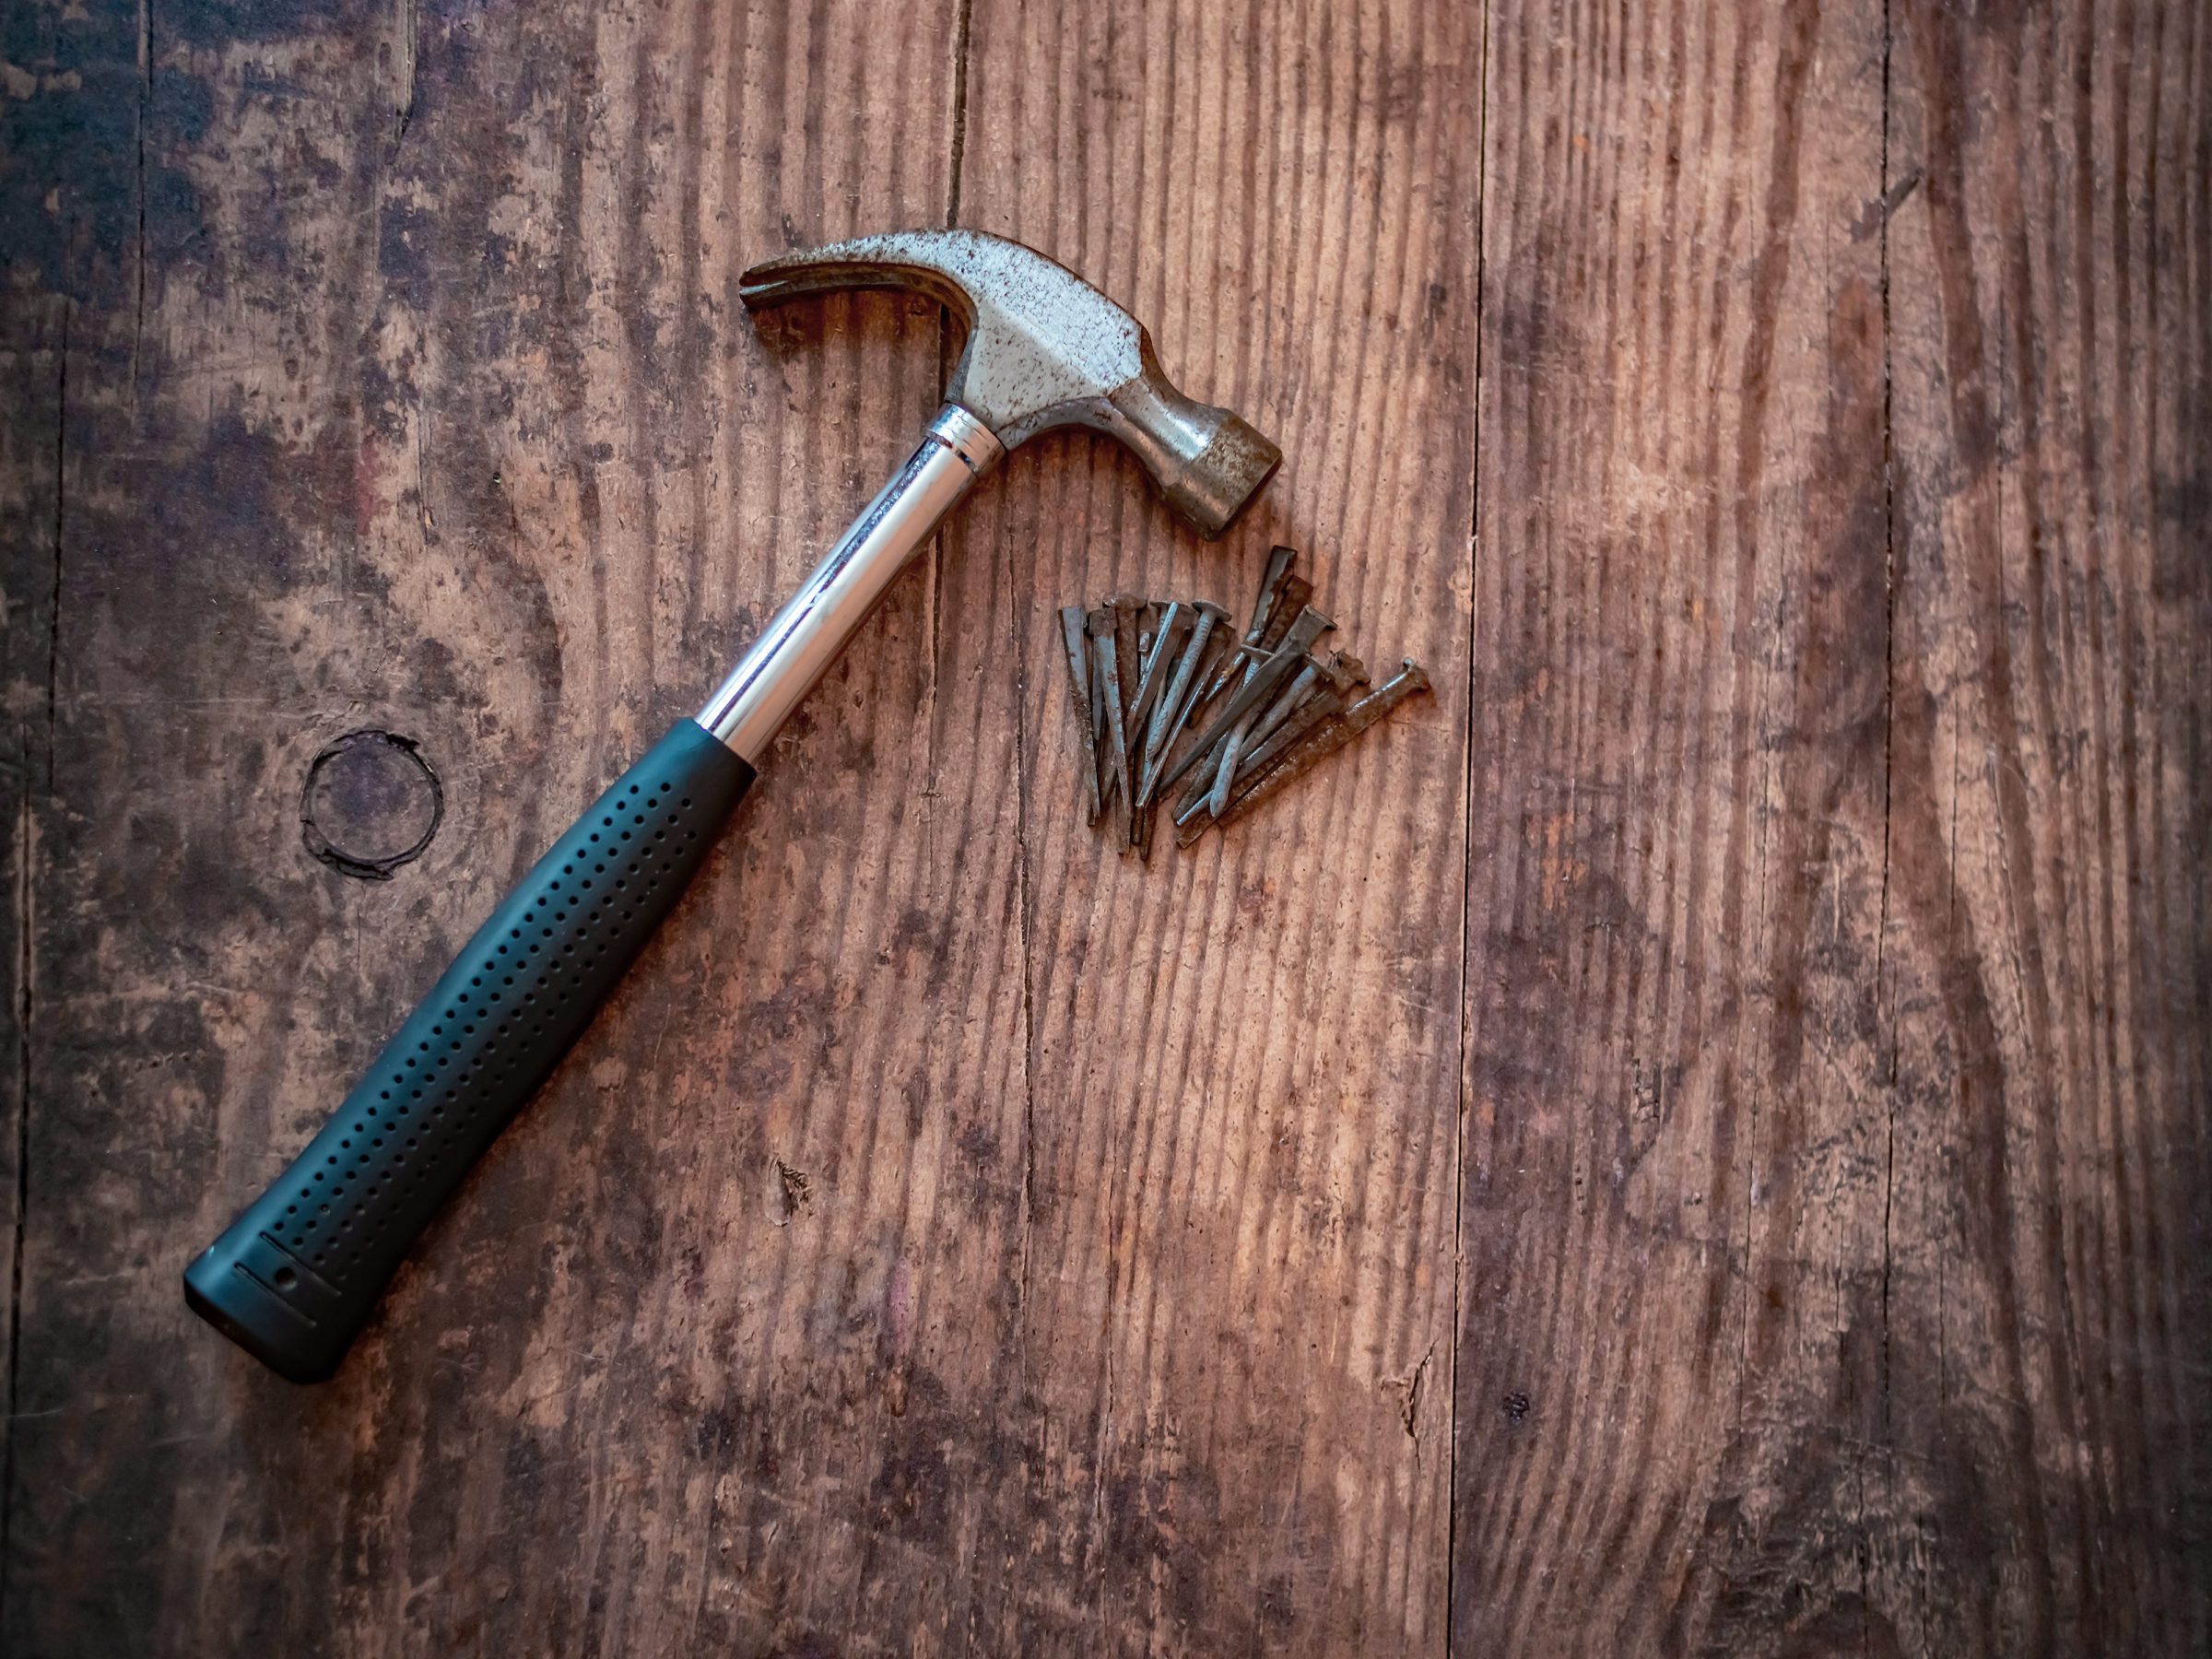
[300,729,444,879]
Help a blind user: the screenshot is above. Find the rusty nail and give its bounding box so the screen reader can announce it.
[1203,545,1298,702]
[1088,606,1125,816]
[1195,659,1433,841]
[1126,601,1193,772]
[1136,601,1230,807]
[1157,605,1335,798]
[1060,606,1101,827]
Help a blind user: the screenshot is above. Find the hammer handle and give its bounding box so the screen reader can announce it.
[190,406,1003,1384]
[185,719,752,1382]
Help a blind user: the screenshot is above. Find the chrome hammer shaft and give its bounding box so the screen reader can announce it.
[697,405,1003,761]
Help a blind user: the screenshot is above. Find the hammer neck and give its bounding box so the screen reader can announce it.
[695,404,1005,763]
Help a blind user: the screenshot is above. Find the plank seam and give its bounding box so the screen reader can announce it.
[1877,0,1902,1635]
[133,0,149,400]
[0,292,65,1639]
[1449,0,1499,1647]
[946,0,974,229]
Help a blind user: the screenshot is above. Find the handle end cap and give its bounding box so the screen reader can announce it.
[183,1252,346,1385]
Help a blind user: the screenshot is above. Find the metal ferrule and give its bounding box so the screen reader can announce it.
[696,403,1004,761]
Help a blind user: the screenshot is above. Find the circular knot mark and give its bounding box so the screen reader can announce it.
[300,730,444,881]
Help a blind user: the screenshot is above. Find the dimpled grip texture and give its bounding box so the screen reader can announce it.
[185,719,752,1382]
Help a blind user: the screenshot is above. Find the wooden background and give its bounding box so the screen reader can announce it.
[0,0,2204,1653]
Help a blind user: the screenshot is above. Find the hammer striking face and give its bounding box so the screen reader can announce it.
[185,228,1283,1383]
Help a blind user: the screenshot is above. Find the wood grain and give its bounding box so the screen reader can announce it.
[3,0,2206,1653]
[1455,0,2210,1654]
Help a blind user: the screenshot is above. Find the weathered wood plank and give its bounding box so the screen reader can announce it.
[1456,0,1889,1641]
[1454,0,2210,1653]
[1884,1,2212,1649]
[4,0,1006,1653]
[947,1,1478,1651]
[0,0,158,1640]
[0,221,66,1650]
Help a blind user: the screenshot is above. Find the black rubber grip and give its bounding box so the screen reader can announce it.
[184,718,754,1382]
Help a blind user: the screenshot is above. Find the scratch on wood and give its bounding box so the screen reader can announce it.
[1389,1344,1436,1441]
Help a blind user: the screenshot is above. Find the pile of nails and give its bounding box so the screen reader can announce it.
[1059,545,1431,857]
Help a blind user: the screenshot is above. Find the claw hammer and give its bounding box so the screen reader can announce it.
[185,229,1282,1382]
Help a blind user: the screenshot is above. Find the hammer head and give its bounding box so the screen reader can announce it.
[740,229,1281,538]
